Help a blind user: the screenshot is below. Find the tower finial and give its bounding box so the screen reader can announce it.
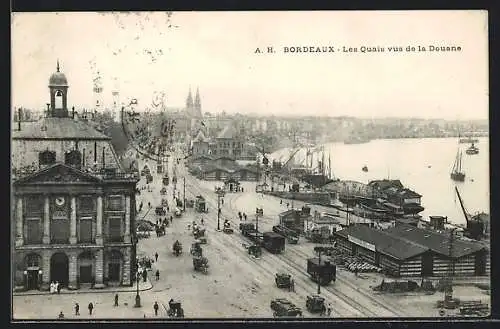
[57,59,60,72]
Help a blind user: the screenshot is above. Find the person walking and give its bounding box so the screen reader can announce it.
[114,294,119,307]
[58,311,65,319]
[155,270,160,281]
[56,281,61,294]
[153,301,159,316]
[74,303,80,316]
[327,304,332,317]
[155,252,159,262]
[88,302,94,315]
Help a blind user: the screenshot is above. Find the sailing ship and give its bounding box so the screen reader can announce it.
[450,149,465,182]
[465,143,479,155]
[300,147,334,188]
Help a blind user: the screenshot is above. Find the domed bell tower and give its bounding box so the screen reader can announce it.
[48,60,69,118]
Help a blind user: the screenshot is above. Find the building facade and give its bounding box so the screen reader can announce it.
[12,63,139,291]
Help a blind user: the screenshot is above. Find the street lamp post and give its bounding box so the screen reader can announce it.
[183,177,186,212]
[217,191,224,231]
[134,270,141,308]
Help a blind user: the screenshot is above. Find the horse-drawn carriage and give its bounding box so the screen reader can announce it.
[195,196,208,213]
[193,227,206,240]
[270,299,303,318]
[242,243,262,258]
[223,220,234,234]
[155,206,166,216]
[193,256,209,274]
[155,225,166,237]
[275,273,293,289]
[173,240,183,256]
[306,295,326,314]
[190,241,203,257]
[167,299,184,318]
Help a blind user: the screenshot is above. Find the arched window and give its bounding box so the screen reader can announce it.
[55,90,63,108]
[39,150,56,166]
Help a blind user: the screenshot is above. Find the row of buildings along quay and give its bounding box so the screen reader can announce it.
[12,63,490,319]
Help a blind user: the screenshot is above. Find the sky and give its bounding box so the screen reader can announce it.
[11,11,488,119]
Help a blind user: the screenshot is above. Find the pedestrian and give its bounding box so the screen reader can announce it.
[56,281,61,294]
[50,281,55,294]
[155,252,159,262]
[88,302,94,315]
[290,279,295,292]
[280,200,282,205]
[201,218,204,225]
[142,269,148,282]
[58,311,64,319]
[153,301,159,316]
[74,303,80,315]
[327,304,332,316]
[156,270,160,281]
[321,304,326,316]
[114,294,119,307]
[148,202,151,208]
[241,187,244,192]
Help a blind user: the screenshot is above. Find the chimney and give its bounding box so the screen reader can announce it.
[17,108,21,131]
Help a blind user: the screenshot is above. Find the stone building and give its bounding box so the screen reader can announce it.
[12,62,139,291]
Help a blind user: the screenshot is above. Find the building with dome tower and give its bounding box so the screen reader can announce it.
[12,62,139,292]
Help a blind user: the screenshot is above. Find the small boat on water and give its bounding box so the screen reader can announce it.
[362,165,368,172]
[465,143,479,155]
[459,137,479,144]
[450,149,465,182]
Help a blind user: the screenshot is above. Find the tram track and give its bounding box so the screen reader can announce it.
[214,181,407,317]
[182,178,377,317]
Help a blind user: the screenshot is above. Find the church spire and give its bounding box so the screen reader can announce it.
[194,87,201,117]
[186,87,194,109]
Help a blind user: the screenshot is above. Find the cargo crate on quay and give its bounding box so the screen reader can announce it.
[334,224,489,278]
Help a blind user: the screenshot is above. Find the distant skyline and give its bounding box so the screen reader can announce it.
[12,11,488,120]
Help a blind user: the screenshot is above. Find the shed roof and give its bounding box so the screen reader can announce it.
[335,225,429,260]
[384,224,486,258]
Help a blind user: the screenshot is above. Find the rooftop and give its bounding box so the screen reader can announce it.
[13,117,110,140]
[217,125,238,139]
[335,225,429,260]
[385,224,486,258]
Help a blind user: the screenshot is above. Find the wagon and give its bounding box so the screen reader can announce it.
[275,273,292,289]
[306,295,325,313]
[193,256,209,274]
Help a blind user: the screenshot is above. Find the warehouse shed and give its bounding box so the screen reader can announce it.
[334,224,489,278]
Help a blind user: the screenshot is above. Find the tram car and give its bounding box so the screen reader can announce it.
[262,232,286,254]
[307,258,336,286]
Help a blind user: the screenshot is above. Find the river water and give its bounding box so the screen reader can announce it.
[271,137,490,226]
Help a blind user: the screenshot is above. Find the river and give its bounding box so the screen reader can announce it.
[271,137,490,226]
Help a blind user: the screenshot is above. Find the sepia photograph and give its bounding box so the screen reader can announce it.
[11,10,489,320]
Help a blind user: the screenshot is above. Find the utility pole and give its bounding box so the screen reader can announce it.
[314,246,325,295]
[183,177,186,212]
[216,191,223,231]
[444,228,456,305]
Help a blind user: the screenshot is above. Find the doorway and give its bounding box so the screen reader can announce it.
[50,253,69,286]
[421,253,434,277]
[475,250,487,276]
[26,270,39,290]
[79,265,93,283]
